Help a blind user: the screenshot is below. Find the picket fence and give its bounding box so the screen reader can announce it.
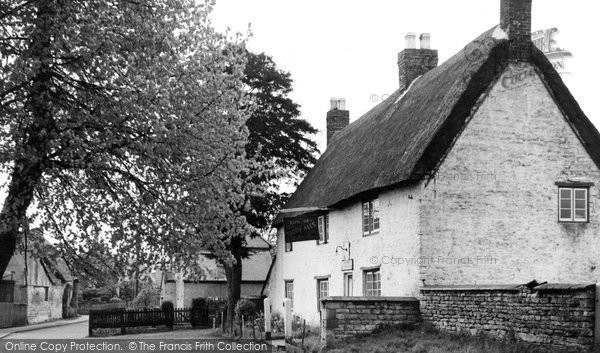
[88,307,211,336]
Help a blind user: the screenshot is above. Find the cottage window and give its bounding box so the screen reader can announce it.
[343,273,353,296]
[285,241,293,252]
[285,280,294,309]
[317,279,329,311]
[317,214,329,244]
[559,187,588,222]
[362,198,380,236]
[44,287,49,301]
[363,269,381,296]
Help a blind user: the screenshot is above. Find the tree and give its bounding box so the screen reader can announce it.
[0,1,252,283]
[217,51,318,331]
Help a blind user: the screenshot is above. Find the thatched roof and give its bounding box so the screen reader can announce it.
[277,26,600,221]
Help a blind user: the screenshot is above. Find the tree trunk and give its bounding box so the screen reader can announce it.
[0,159,45,278]
[0,0,54,278]
[224,246,243,336]
[71,278,79,310]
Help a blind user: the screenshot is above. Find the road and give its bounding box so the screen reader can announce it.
[6,320,89,339]
[5,321,220,339]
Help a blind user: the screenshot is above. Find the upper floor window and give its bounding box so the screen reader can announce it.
[317,214,329,244]
[559,186,589,222]
[362,198,380,236]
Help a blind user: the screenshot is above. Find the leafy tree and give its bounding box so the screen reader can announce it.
[0,1,252,284]
[215,51,318,331]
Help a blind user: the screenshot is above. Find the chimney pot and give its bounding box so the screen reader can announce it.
[326,98,349,146]
[398,33,438,90]
[419,33,431,49]
[329,97,346,111]
[500,0,533,61]
[405,32,417,49]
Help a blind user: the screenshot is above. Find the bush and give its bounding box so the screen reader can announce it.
[161,300,174,311]
[64,307,78,319]
[161,301,174,329]
[191,297,207,311]
[207,297,227,310]
[109,297,123,303]
[191,298,208,328]
[132,288,158,308]
[235,299,257,320]
[271,313,284,333]
[89,297,102,305]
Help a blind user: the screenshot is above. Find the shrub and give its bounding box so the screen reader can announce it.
[191,297,207,310]
[131,288,158,308]
[89,297,102,305]
[235,299,257,320]
[161,301,174,329]
[109,297,123,303]
[161,300,174,311]
[271,313,284,333]
[207,297,227,310]
[64,307,78,319]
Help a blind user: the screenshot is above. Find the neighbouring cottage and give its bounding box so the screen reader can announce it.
[0,230,75,327]
[264,0,600,347]
[160,235,272,308]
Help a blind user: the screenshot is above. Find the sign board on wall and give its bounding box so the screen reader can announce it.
[532,28,573,75]
[283,213,320,242]
[341,259,354,271]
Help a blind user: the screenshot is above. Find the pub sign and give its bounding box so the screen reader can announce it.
[283,213,321,242]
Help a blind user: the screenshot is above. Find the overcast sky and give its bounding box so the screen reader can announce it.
[212,1,600,153]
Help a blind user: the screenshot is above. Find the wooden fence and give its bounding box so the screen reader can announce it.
[0,303,27,328]
[89,307,212,336]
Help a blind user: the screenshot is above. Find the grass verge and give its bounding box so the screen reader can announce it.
[321,324,598,353]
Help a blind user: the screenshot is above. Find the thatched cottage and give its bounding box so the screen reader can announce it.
[264,0,600,326]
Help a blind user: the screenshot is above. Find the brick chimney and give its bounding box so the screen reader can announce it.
[500,0,532,61]
[326,98,349,146]
[398,33,438,91]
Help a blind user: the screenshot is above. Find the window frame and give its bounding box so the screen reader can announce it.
[317,214,329,245]
[316,278,329,311]
[362,198,380,236]
[343,272,353,296]
[363,269,381,296]
[558,186,589,223]
[284,280,294,309]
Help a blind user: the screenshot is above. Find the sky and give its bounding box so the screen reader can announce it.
[211,0,600,153]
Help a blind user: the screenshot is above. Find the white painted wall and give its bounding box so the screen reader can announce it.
[269,186,421,325]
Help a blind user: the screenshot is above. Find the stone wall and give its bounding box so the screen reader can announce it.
[320,296,420,344]
[420,283,595,348]
[27,284,64,324]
